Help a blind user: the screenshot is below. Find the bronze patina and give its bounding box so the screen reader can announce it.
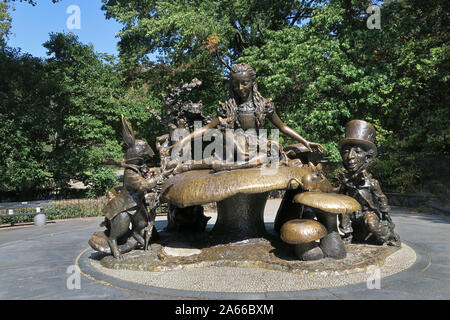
[89,116,168,260]
[167,63,324,173]
[161,166,329,242]
[89,65,402,268]
[148,78,213,235]
[292,192,361,259]
[280,219,327,261]
[338,120,401,247]
[160,64,328,239]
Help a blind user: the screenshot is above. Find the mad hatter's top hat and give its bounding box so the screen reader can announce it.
[338,120,377,155]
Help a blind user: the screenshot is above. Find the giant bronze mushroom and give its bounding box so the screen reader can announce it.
[293,192,361,259]
[162,166,330,243]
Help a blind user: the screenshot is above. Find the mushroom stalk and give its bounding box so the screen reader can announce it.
[292,192,360,260]
[294,242,324,261]
[315,210,339,234]
[315,210,347,259]
[274,190,304,234]
[211,192,269,242]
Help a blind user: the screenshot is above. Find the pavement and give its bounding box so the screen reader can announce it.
[0,199,449,300]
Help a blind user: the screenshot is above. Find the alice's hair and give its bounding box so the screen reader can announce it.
[218,63,269,128]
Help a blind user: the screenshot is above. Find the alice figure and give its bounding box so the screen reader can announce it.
[170,63,324,172]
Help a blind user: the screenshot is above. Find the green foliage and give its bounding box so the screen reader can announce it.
[101,0,305,67]
[43,33,124,193]
[0,33,162,197]
[371,150,423,193]
[85,167,120,198]
[1,0,448,196]
[100,0,326,116]
[41,33,165,196]
[240,0,449,192]
[0,47,52,192]
[0,1,12,46]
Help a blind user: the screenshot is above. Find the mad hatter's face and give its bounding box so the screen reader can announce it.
[341,145,371,174]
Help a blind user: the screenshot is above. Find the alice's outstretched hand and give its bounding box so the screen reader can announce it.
[308,142,325,154]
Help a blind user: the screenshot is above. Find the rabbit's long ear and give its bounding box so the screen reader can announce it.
[121,114,135,147]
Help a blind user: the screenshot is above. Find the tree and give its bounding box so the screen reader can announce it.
[1,1,447,196]
[101,1,325,87]
[240,0,375,160]
[242,0,449,159]
[100,0,329,142]
[101,0,320,65]
[0,1,12,46]
[0,47,53,194]
[0,32,162,197]
[101,0,448,193]
[43,32,164,196]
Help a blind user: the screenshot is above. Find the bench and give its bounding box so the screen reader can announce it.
[0,200,56,226]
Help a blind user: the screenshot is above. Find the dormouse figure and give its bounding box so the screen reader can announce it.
[338,120,400,247]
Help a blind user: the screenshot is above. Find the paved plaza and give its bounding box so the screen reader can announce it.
[0,200,449,300]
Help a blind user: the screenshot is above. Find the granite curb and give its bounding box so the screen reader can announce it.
[77,241,428,300]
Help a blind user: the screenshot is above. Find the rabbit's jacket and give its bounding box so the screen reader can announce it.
[103,164,158,220]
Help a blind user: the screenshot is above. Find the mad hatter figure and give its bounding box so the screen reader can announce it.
[338,120,400,247]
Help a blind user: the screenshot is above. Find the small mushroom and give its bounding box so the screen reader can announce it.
[293,192,361,259]
[280,219,327,261]
[293,192,361,215]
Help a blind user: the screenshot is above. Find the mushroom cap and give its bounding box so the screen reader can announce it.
[293,192,361,215]
[162,166,324,208]
[280,219,327,244]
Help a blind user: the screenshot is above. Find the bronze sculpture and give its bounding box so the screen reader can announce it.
[280,219,327,261]
[148,78,211,133]
[89,115,167,260]
[161,63,332,242]
[291,192,361,259]
[168,63,324,172]
[338,120,401,247]
[89,64,402,267]
[162,166,331,242]
[149,78,213,234]
[158,64,328,237]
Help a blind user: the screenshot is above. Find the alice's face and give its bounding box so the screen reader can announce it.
[341,145,369,174]
[231,72,253,102]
